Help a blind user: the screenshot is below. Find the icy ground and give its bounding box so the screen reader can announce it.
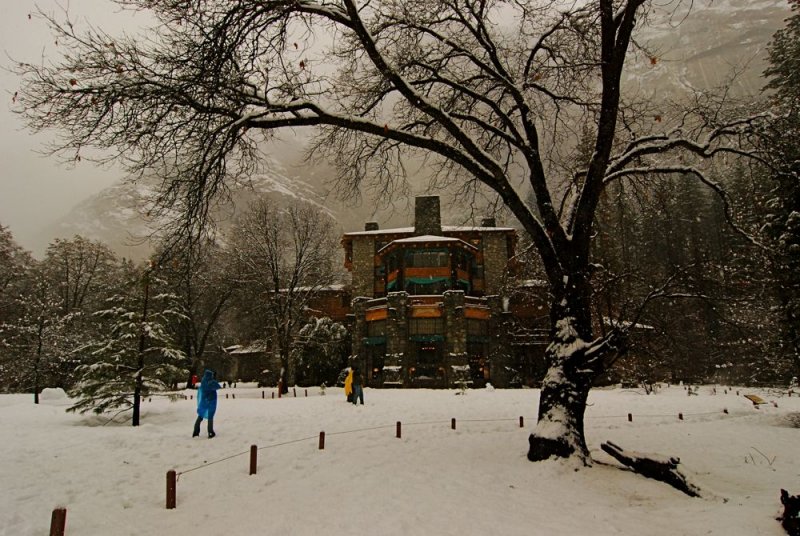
[2,384,799,535]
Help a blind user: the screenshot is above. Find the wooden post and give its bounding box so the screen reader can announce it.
[627,413,633,422]
[678,413,683,420]
[166,470,177,509]
[225,393,229,399]
[272,392,275,399]
[396,421,402,439]
[262,390,265,399]
[293,387,297,397]
[305,389,308,397]
[249,445,257,475]
[232,393,236,399]
[519,416,524,428]
[49,507,67,536]
[451,418,456,430]
[318,431,325,450]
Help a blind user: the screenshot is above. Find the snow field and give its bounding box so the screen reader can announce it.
[1,385,798,535]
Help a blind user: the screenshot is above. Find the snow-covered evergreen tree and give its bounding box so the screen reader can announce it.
[291,317,349,387]
[68,265,187,423]
[762,0,800,379]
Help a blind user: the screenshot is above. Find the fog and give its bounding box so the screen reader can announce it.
[0,1,148,256]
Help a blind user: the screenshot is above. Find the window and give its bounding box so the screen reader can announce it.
[367,320,386,337]
[409,318,444,335]
[467,319,488,336]
[454,250,473,271]
[406,249,449,268]
[406,279,450,295]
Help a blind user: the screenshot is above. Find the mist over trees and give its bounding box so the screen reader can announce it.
[227,197,341,393]
[0,199,346,419]
[5,0,798,461]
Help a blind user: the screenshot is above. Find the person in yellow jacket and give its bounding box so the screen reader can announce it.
[344,368,354,402]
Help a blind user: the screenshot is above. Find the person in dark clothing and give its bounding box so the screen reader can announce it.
[351,366,364,405]
[193,369,221,438]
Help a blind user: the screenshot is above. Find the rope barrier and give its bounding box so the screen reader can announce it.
[173,407,753,479]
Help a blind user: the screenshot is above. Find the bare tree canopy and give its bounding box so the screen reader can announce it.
[13,0,769,462]
[229,196,339,392]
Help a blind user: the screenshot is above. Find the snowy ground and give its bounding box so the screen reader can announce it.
[1,384,799,536]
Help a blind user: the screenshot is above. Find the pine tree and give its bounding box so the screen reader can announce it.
[762,0,800,377]
[68,265,187,423]
[291,317,349,386]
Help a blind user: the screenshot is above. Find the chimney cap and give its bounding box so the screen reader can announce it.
[414,196,442,236]
[481,217,496,227]
[364,221,379,231]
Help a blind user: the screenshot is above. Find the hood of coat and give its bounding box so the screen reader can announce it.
[202,369,215,384]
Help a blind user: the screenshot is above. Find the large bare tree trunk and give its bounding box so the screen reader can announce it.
[528,272,606,463]
[528,360,594,462]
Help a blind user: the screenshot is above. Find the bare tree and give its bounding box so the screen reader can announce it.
[14,0,768,462]
[42,236,118,316]
[229,197,339,393]
[155,238,236,387]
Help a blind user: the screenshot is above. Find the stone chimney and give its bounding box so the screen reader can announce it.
[480,217,496,227]
[414,196,442,236]
[364,221,379,231]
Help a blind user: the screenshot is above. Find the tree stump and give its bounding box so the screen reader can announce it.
[780,489,800,536]
[600,441,701,497]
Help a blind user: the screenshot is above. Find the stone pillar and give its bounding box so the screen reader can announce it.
[487,295,513,388]
[384,292,409,386]
[414,196,442,236]
[352,236,377,298]
[351,298,369,372]
[443,290,468,387]
[482,232,509,295]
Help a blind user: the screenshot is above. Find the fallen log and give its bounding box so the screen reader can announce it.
[600,441,702,498]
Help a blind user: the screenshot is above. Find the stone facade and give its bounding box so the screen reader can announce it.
[481,232,510,295]
[414,196,442,235]
[342,196,525,388]
[351,232,377,298]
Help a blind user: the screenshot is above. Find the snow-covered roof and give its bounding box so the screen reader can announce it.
[392,234,461,243]
[344,224,515,237]
[378,234,478,254]
[224,342,267,354]
[284,284,348,292]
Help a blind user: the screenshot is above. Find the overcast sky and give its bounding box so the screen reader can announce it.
[0,1,149,254]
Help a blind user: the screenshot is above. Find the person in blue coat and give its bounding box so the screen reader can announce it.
[192,369,221,438]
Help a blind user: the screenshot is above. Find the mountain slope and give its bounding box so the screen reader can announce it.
[32,0,790,258]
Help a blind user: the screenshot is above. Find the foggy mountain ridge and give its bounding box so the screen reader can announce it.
[35,153,335,260]
[32,0,790,260]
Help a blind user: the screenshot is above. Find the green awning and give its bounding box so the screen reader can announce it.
[406,276,449,285]
[409,334,445,342]
[363,336,387,346]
